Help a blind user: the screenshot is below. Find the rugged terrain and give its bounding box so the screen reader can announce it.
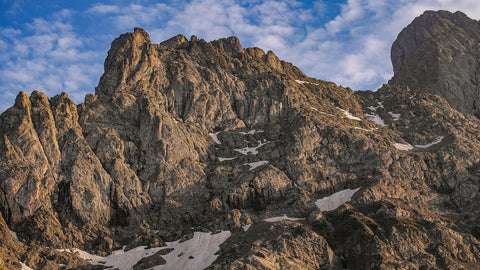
[391,10,480,117]
[1,10,480,270]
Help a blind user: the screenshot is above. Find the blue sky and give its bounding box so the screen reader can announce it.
[1,0,479,112]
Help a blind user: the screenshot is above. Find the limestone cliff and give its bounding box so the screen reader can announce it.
[1,13,480,270]
[390,10,480,117]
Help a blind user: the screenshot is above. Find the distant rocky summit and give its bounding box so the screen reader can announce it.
[1,10,480,270]
[391,10,480,117]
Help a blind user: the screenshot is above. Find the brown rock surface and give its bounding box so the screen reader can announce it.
[0,13,480,269]
[390,10,480,117]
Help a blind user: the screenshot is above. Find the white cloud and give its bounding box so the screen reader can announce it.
[87,4,120,14]
[0,15,102,111]
[326,0,366,35]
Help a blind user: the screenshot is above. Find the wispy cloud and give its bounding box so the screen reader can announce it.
[0,13,102,110]
[86,4,120,14]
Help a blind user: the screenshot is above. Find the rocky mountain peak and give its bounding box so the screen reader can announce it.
[211,36,243,53]
[160,34,188,48]
[390,10,480,117]
[14,91,31,110]
[2,14,480,270]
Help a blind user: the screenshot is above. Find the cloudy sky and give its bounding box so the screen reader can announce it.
[1,0,479,112]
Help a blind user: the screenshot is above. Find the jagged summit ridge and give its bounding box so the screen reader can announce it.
[93,27,317,132]
[1,14,480,269]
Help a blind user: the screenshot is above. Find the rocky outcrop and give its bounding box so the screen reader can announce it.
[209,221,339,269]
[390,10,480,117]
[1,13,480,269]
[0,213,23,269]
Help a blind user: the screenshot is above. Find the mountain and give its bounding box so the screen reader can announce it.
[1,10,480,270]
[391,10,480,117]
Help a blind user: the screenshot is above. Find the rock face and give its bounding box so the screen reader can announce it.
[1,12,480,270]
[390,10,480,117]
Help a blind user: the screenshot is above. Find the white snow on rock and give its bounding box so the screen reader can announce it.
[57,248,104,263]
[154,231,231,270]
[388,111,401,121]
[394,143,414,151]
[337,108,362,121]
[394,136,444,151]
[243,223,252,232]
[244,160,269,171]
[264,214,305,222]
[21,263,33,270]
[295,80,308,84]
[311,107,335,116]
[294,80,318,85]
[414,136,444,149]
[10,230,17,239]
[58,246,159,269]
[209,132,221,144]
[218,157,236,162]
[239,129,264,135]
[320,111,335,116]
[315,188,360,212]
[366,114,387,126]
[58,231,231,270]
[354,127,376,132]
[233,140,269,155]
[368,101,384,111]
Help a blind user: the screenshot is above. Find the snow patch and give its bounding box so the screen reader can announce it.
[337,107,362,121]
[315,188,360,212]
[244,160,269,171]
[154,231,231,270]
[388,111,401,121]
[394,136,444,151]
[21,263,33,270]
[57,248,104,262]
[354,127,376,132]
[414,136,444,149]
[264,214,305,222]
[294,80,318,85]
[218,157,236,162]
[311,107,335,116]
[209,132,221,144]
[320,111,335,116]
[243,223,252,232]
[368,101,384,111]
[10,230,17,239]
[366,114,387,126]
[233,140,269,155]
[394,143,414,151]
[58,231,231,270]
[239,129,264,135]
